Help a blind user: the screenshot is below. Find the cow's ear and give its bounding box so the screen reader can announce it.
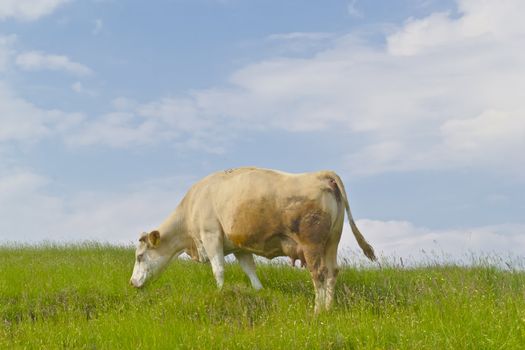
[148,230,161,248]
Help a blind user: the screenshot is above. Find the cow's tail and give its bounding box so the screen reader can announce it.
[331,173,377,261]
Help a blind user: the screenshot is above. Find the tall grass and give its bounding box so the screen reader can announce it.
[1,244,525,349]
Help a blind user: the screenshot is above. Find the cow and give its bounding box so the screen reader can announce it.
[130,167,376,313]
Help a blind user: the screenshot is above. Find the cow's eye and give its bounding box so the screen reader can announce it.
[137,254,144,262]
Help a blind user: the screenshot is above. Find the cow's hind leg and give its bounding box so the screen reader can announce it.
[303,248,328,314]
[234,252,263,290]
[299,210,332,314]
[324,241,340,310]
[201,231,225,289]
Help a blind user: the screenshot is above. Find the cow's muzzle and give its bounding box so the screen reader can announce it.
[129,278,145,288]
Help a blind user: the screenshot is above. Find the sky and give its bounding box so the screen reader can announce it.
[1,0,524,264]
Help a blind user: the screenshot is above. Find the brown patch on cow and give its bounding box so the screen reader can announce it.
[297,210,332,245]
[290,217,301,233]
[229,196,333,261]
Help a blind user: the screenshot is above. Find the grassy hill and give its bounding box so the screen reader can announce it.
[1,244,524,349]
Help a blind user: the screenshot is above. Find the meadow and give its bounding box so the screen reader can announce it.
[1,244,525,349]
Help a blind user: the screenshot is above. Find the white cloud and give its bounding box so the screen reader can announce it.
[0,82,84,143]
[0,0,70,21]
[0,76,224,152]
[0,37,85,146]
[0,171,48,198]
[440,109,525,169]
[65,97,230,153]
[65,112,159,148]
[387,0,525,57]
[16,51,92,76]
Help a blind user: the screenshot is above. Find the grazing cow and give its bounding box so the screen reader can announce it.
[130,167,376,313]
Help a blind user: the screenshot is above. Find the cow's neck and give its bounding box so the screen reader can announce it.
[157,208,190,256]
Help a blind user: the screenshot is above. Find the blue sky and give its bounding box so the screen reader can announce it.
[1,0,524,262]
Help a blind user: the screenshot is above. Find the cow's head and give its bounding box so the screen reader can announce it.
[129,230,169,288]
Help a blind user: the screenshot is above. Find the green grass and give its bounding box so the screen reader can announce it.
[1,244,525,349]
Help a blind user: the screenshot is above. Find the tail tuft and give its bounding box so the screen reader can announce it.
[350,220,377,261]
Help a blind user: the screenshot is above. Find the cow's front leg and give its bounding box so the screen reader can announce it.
[210,253,225,288]
[201,231,225,288]
[234,252,263,290]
